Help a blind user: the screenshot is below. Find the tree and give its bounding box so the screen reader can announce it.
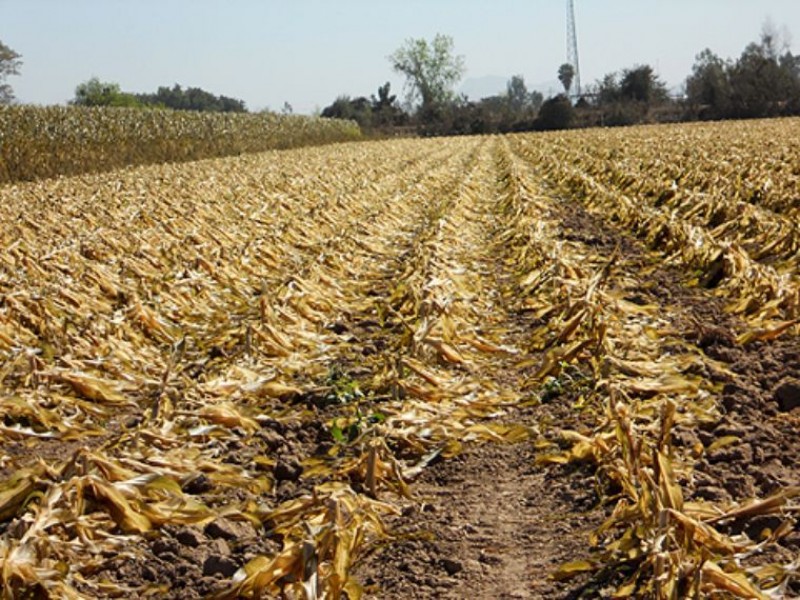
[535,95,574,130]
[71,78,142,107]
[501,75,542,130]
[321,95,372,129]
[592,69,663,127]
[727,29,800,118]
[685,49,732,118]
[683,24,800,121]
[321,83,407,131]
[389,34,465,114]
[507,75,541,113]
[0,40,22,104]
[372,82,396,111]
[620,65,668,104]
[136,84,247,112]
[558,63,575,96]
[371,82,407,127]
[595,73,620,105]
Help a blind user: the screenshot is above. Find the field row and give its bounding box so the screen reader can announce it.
[511,120,800,333]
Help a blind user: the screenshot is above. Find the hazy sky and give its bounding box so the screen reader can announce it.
[3,1,799,113]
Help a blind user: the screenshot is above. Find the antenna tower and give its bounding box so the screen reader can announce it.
[566,0,581,97]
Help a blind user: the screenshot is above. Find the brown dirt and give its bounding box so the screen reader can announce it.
[354,437,603,599]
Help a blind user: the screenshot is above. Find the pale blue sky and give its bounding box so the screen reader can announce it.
[3,1,799,113]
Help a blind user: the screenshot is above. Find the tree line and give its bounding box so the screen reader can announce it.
[1,25,799,132]
[324,26,800,135]
[71,78,247,112]
[0,43,249,113]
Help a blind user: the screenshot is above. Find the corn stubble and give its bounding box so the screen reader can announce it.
[1,120,799,598]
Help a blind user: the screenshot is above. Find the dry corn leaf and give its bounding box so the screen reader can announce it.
[736,319,800,345]
[706,487,800,525]
[551,559,597,581]
[0,467,43,521]
[702,561,770,600]
[49,371,129,404]
[706,435,740,453]
[82,477,152,534]
[198,403,259,432]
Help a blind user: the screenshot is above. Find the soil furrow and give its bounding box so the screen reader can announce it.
[355,138,605,599]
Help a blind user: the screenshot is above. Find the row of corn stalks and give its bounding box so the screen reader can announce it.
[260,139,541,597]
[494,138,798,598]
[0,105,361,184]
[207,139,524,599]
[559,119,800,218]
[508,126,799,340]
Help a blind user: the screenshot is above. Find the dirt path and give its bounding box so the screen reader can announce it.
[357,435,601,599]
[355,139,607,599]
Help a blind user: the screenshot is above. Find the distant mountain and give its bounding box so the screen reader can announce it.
[460,75,565,101]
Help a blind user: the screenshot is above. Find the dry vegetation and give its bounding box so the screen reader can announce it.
[0,119,799,599]
[0,105,361,184]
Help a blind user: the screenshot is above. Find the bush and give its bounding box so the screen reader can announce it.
[535,95,575,131]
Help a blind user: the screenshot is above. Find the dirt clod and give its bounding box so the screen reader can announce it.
[204,518,256,542]
[203,554,239,578]
[774,378,800,412]
[257,427,286,450]
[441,558,464,576]
[175,527,205,548]
[182,473,214,495]
[274,455,304,482]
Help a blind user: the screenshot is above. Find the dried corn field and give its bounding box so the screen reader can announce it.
[1,119,799,599]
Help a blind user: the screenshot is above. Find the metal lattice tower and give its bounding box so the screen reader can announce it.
[566,0,582,97]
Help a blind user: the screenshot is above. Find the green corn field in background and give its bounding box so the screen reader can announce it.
[0,105,361,184]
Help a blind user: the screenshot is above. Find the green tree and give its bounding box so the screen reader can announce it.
[321,95,372,129]
[370,82,407,127]
[727,29,799,118]
[372,82,395,111]
[136,84,247,112]
[322,83,408,131]
[0,40,22,104]
[685,49,732,118]
[389,34,465,114]
[595,72,621,105]
[72,78,142,107]
[620,65,668,104]
[501,75,542,129]
[506,75,541,113]
[558,63,575,96]
[591,70,653,127]
[535,94,574,130]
